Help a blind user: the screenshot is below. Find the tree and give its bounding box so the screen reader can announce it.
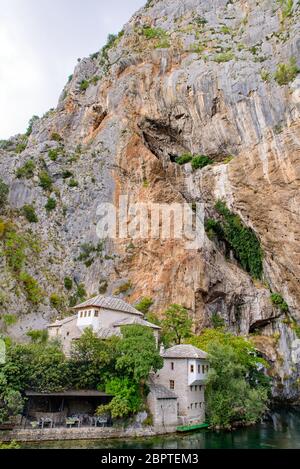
[188,329,270,429]
[135,297,153,315]
[162,304,193,345]
[115,325,163,387]
[69,328,119,389]
[97,377,142,419]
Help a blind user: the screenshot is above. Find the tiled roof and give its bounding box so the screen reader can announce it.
[112,316,161,330]
[149,383,177,399]
[47,315,77,327]
[161,344,208,359]
[72,295,143,316]
[96,327,121,339]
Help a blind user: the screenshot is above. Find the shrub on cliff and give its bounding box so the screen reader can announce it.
[274,57,299,85]
[0,178,9,212]
[22,205,38,223]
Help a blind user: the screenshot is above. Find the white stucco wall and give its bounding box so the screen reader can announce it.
[154,357,206,424]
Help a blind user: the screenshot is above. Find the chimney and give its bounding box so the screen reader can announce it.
[160,343,165,355]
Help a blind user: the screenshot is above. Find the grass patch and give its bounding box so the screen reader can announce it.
[16,160,35,179]
[38,171,53,191]
[45,198,56,212]
[213,51,234,63]
[175,154,193,165]
[271,293,289,313]
[191,155,213,171]
[22,205,38,223]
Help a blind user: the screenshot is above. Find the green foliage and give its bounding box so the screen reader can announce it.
[187,329,270,429]
[16,160,35,179]
[69,283,87,307]
[220,25,232,34]
[3,229,27,272]
[0,140,14,151]
[2,314,17,327]
[162,304,193,345]
[70,328,119,389]
[0,385,23,425]
[205,344,269,428]
[116,325,163,384]
[19,272,43,304]
[142,27,166,40]
[45,197,56,212]
[50,293,65,310]
[80,80,89,91]
[175,154,193,165]
[274,57,299,85]
[114,281,132,295]
[135,297,154,315]
[0,179,9,211]
[213,51,234,63]
[22,205,38,223]
[191,155,213,171]
[278,0,294,21]
[211,312,225,329]
[271,293,289,313]
[38,170,53,191]
[48,148,62,161]
[77,241,104,267]
[26,329,48,344]
[261,69,271,82]
[15,139,28,154]
[0,440,20,449]
[68,179,79,188]
[212,200,263,279]
[26,115,39,137]
[64,277,73,291]
[98,377,142,419]
[50,132,63,142]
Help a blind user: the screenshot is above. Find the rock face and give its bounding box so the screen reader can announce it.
[0,0,300,399]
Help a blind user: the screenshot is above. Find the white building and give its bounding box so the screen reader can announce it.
[48,295,161,355]
[148,344,209,427]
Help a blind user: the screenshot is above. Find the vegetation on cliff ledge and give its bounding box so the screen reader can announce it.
[205,201,263,279]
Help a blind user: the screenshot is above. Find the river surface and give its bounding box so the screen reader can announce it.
[21,408,300,449]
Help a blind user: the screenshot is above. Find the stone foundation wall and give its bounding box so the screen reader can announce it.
[0,425,177,442]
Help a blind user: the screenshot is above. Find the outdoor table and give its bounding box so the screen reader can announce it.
[66,418,80,428]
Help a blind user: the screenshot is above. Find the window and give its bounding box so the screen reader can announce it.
[202,365,205,374]
[195,403,198,409]
[190,365,194,373]
[84,311,87,318]
[94,310,99,317]
[170,380,175,390]
[198,364,201,373]
[195,386,198,391]
[206,365,209,372]
[199,402,202,408]
[191,403,193,409]
[171,362,174,370]
[199,386,202,391]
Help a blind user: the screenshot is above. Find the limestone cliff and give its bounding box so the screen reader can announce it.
[0,0,299,400]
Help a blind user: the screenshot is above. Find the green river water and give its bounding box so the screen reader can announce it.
[21,408,300,449]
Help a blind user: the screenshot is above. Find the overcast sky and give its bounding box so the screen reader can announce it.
[0,0,145,139]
